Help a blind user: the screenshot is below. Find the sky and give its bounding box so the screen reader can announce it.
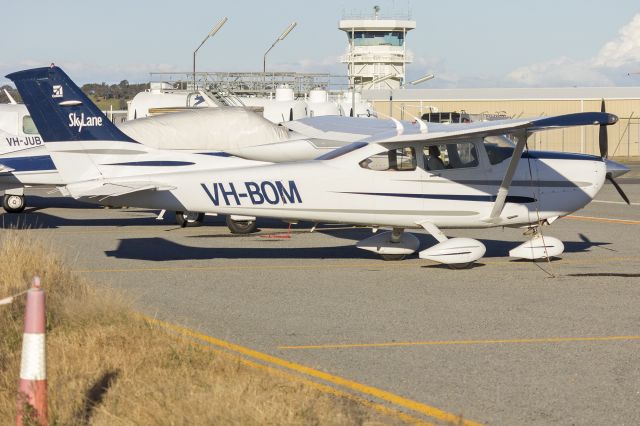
[1,0,640,88]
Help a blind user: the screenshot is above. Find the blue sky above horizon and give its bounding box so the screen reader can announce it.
[2,0,640,87]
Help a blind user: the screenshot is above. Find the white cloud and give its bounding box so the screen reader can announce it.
[506,14,640,87]
[507,56,613,87]
[593,14,640,68]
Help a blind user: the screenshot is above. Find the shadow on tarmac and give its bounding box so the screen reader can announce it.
[105,237,367,261]
[104,235,611,262]
[3,196,615,261]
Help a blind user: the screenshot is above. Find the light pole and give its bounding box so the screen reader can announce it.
[193,17,228,90]
[350,73,395,117]
[405,73,435,87]
[263,22,297,73]
[392,73,435,118]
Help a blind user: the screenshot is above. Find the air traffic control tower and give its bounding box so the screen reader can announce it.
[339,7,415,90]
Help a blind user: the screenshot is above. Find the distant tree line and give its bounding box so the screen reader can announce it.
[82,80,149,110]
[0,80,149,110]
[0,85,21,103]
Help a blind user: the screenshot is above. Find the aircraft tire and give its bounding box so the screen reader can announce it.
[3,194,26,213]
[175,211,205,227]
[225,215,257,234]
[380,253,407,261]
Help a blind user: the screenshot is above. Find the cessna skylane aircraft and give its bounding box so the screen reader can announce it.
[0,95,353,227]
[7,66,631,267]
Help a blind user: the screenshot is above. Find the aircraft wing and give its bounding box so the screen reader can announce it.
[69,181,176,200]
[364,111,616,225]
[373,112,618,144]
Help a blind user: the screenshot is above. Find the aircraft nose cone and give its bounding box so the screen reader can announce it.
[604,159,630,178]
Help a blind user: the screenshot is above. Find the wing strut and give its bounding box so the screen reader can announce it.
[487,132,528,222]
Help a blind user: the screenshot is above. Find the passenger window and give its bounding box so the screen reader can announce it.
[359,147,416,171]
[22,116,38,135]
[423,142,478,171]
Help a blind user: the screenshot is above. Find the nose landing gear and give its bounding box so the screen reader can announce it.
[509,227,564,260]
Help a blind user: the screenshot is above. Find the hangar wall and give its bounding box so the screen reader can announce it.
[366,90,640,160]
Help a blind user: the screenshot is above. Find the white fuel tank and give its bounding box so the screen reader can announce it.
[275,85,295,102]
[419,238,486,265]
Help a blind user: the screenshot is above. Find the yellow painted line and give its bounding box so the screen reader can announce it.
[144,316,482,426]
[279,335,640,350]
[567,215,640,225]
[167,333,433,426]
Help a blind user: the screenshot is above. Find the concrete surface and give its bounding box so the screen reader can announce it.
[3,178,639,425]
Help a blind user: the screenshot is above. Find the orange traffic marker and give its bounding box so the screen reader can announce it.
[16,276,47,426]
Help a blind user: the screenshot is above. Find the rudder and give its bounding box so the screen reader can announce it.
[6,66,137,143]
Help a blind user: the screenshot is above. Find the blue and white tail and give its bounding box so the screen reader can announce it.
[6,66,148,183]
[6,66,136,143]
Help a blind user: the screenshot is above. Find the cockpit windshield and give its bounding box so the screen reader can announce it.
[316,141,368,160]
[484,135,515,165]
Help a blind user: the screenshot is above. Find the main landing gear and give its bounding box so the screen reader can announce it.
[3,191,26,213]
[175,211,205,227]
[356,227,420,261]
[225,215,258,234]
[356,222,487,269]
[416,222,486,269]
[173,211,258,234]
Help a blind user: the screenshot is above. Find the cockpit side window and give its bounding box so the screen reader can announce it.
[423,141,478,171]
[484,136,515,165]
[359,147,416,171]
[22,116,38,135]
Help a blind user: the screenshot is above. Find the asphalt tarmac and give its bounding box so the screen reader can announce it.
[4,177,639,425]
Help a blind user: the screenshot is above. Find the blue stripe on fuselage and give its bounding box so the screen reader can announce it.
[522,151,602,161]
[0,155,56,172]
[197,152,234,157]
[103,160,195,166]
[339,192,536,203]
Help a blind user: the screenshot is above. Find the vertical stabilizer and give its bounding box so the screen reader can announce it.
[6,66,136,143]
[6,66,145,184]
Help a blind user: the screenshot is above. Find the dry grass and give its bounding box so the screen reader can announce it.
[0,232,406,425]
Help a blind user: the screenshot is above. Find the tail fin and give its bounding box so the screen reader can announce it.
[5,66,136,143]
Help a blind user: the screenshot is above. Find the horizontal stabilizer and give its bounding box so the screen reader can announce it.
[70,181,176,200]
[0,164,15,173]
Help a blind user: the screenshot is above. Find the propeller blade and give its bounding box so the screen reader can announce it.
[599,99,608,158]
[578,233,591,244]
[606,173,630,205]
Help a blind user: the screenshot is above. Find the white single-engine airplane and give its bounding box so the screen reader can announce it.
[8,66,630,267]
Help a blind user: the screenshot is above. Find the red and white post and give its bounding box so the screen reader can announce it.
[16,276,47,426]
